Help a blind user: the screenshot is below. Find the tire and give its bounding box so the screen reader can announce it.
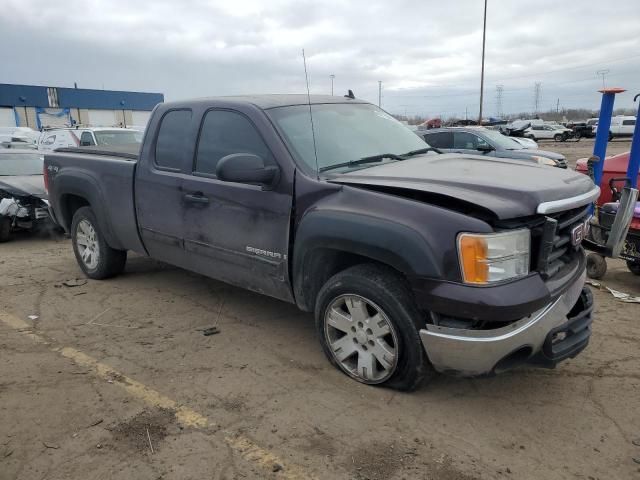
[0,217,11,243]
[71,206,126,279]
[526,134,536,140]
[608,132,613,142]
[315,264,434,391]
[586,253,607,280]
[627,260,640,276]
[575,131,582,140]
[554,134,563,142]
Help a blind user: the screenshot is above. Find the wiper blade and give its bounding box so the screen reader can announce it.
[402,147,442,156]
[319,153,403,173]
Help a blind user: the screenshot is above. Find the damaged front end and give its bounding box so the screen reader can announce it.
[0,192,51,242]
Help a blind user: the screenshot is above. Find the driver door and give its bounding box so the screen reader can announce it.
[180,108,294,302]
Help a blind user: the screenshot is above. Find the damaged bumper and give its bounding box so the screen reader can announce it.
[419,270,591,376]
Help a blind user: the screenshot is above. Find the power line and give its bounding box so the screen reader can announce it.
[533,82,542,114]
[495,84,504,118]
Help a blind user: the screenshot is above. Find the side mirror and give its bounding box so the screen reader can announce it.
[216,153,278,186]
[476,144,494,153]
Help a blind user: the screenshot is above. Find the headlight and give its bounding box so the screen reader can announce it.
[532,155,556,166]
[458,229,530,284]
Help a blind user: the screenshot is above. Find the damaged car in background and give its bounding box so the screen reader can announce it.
[0,150,52,242]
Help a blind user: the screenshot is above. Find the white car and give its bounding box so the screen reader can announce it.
[524,124,572,141]
[38,127,142,152]
[594,115,636,140]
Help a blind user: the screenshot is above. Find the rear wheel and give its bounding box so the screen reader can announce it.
[0,217,11,242]
[315,264,434,391]
[71,206,126,279]
[627,260,640,276]
[586,253,607,279]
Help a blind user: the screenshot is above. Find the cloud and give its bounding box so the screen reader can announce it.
[2,0,639,117]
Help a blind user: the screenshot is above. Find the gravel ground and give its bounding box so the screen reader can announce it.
[1,139,639,480]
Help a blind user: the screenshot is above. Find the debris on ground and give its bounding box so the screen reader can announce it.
[586,280,640,303]
[62,278,88,288]
[197,326,221,336]
[109,409,175,454]
[27,315,38,320]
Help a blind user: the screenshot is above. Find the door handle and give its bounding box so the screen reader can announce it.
[183,193,209,204]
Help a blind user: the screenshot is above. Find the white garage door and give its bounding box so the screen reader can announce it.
[131,110,151,127]
[0,108,16,127]
[87,109,117,127]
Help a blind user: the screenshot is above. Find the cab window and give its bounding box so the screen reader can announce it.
[80,132,95,146]
[194,110,273,176]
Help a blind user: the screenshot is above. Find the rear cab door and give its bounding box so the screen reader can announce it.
[135,107,196,267]
[180,102,295,301]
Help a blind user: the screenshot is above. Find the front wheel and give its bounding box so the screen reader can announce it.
[315,264,433,391]
[71,206,127,279]
[554,133,563,142]
[586,253,607,279]
[627,260,640,276]
[575,131,582,140]
[0,217,11,243]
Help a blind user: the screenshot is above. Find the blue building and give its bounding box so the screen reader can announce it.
[0,83,164,129]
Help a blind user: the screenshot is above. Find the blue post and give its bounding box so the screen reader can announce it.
[626,93,640,189]
[592,89,624,187]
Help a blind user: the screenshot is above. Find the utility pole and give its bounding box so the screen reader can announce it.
[596,69,610,89]
[378,81,382,107]
[495,84,503,118]
[534,82,542,115]
[465,107,468,121]
[329,74,335,95]
[478,0,488,124]
[556,98,560,113]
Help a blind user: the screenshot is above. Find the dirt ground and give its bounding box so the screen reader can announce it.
[1,139,639,480]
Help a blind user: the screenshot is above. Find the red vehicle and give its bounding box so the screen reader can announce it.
[576,151,640,277]
[576,151,640,204]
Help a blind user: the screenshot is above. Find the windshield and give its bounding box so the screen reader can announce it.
[479,129,524,150]
[0,153,43,175]
[268,103,429,173]
[94,130,140,146]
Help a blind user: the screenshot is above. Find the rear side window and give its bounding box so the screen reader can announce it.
[155,109,192,170]
[453,132,485,149]
[422,131,453,149]
[194,110,273,176]
[623,119,636,126]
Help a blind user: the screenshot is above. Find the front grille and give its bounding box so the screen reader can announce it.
[534,205,590,279]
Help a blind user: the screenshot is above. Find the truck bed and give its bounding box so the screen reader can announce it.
[45,147,146,254]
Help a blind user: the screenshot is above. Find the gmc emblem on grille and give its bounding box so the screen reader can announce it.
[571,219,591,246]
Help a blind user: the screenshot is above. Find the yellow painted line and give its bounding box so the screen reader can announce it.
[0,312,314,479]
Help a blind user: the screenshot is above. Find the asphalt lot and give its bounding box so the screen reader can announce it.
[1,138,639,480]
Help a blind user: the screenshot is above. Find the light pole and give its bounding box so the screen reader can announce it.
[378,81,382,107]
[596,69,610,89]
[478,0,488,125]
[330,74,335,95]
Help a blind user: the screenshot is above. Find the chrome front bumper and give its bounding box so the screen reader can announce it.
[419,271,587,376]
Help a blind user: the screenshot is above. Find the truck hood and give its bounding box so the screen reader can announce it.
[0,175,47,199]
[327,154,596,219]
[511,148,565,161]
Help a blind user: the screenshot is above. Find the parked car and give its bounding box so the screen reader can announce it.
[419,127,566,167]
[566,121,593,140]
[0,127,39,145]
[0,150,51,242]
[524,124,573,142]
[38,127,141,152]
[45,95,597,390]
[594,116,636,141]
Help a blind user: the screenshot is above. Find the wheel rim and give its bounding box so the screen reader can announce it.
[324,294,399,384]
[76,219,100,270]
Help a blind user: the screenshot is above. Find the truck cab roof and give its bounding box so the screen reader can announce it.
[161,94,367,110]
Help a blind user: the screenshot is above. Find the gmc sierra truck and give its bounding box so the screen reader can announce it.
[45,95,599,391]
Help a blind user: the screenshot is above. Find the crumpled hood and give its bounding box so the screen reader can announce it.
[0,175,47,199]
[327,154,596,219]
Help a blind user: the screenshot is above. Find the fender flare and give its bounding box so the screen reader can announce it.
[292,210,440,311]
[53,171,124,250]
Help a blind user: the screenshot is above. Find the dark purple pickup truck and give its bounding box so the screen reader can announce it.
[44,95,599,390]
